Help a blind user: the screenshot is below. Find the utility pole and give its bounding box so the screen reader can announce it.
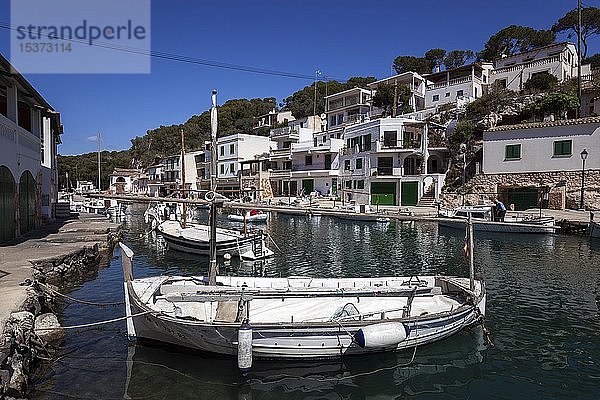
[577,0,582,118]
[313,70,321,116]
[97,130,101,192]
[392,79,398,118]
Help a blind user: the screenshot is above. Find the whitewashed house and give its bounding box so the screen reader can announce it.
[145,163,164,197]
[0,53,63,242]
[338,118,449,206]
[325,87,372,138]
[108,168,142,194]
[216,133,274,195]
[480,117,600,210]
[490,42,581,92]
[254,109,295,130]
[424,63,493,109]
[367,72,427,116]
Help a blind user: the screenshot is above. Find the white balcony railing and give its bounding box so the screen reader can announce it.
[270,126,299,138]
[492,55,561,75]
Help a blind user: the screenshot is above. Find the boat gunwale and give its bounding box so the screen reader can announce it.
[126,279,484,330]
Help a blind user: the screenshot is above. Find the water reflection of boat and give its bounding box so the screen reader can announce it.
[227,210,268,223]
[439,205,558,234]
[123,328,486,399]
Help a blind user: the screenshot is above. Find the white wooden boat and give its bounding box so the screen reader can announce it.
[227,210,268,223]
[120,242,486,362]
[590,220,600,239]
[334,204,390,223]
[157,220,273,260]
[438,205,558,234]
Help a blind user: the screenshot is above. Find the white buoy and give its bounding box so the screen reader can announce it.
[354,322,407,349]
[237,319,253,374]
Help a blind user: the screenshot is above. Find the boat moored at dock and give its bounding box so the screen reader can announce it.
[438,205,558,234]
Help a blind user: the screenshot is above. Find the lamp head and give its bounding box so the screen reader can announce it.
[581,148,588,160]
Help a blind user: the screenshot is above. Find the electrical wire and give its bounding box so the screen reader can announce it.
[0,22,346,82]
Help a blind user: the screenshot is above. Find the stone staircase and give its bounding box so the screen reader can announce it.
[417,187,436,207]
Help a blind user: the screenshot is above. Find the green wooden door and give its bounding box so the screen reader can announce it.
[371,182,396,205]
[401,182,418,206]
[19,171,36,234]
[0,166,15,243]
[301,179,314,195]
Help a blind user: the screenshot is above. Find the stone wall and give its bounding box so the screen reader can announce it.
[441,169,600,210]
[0,229,120,398]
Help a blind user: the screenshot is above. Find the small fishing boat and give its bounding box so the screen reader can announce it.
[157,220,273,260]
[120,242,485,362]
[438,205,558,234]
[227,210,268,223]
[334,204,390,223]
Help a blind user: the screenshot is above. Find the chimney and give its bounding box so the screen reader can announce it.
[434,65,441,73]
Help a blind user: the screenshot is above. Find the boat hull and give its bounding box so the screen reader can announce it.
[438,219,557,234]
[126,289,485,359]
[157,221,272,259]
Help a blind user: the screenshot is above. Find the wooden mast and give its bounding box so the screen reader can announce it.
[208,90,219,286]
[180,128,187,228]
[467,214,474,291]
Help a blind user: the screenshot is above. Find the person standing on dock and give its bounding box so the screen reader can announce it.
[494,199,506,222]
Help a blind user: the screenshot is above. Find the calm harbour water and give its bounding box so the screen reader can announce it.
[30,211,600,399]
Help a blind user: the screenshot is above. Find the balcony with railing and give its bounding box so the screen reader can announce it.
[492,55,562,75]
[427,75,481,90]
[376,139,421,151]
[270,125,299,139]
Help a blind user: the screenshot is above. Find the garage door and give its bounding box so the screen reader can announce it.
[0,166,15,243]
[19,171,36,234]
[401,182,418,206]
[371,182,396,206]
[504,187,539,211]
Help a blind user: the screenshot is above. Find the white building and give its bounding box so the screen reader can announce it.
[254,109,295,130]
[162,154,181,196]
[338,118,449,206]
[480,117,600,210]
[423,62,493,109]
[145,164,163,197]
[490,42,581,92]
[108,168,142,194]
[367,72,427,115]
[0,53,63,242]
[216,133,274,194]
[483,117,599,174]
[325,87,372,138]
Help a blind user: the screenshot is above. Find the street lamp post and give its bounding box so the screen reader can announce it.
[580,148,588,210]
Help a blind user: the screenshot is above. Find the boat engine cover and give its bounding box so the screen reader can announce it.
[354,322,407,349]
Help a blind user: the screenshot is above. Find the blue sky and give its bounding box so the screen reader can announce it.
[0,0,595,155]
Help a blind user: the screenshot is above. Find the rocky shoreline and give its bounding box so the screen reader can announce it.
[0,215,121,399]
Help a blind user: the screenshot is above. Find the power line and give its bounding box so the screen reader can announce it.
[0,22,348,82]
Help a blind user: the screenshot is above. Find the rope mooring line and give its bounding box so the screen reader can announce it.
[39,283,125,307]
[36,310,156,330]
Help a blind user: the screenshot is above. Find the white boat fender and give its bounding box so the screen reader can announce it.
[354,322,407,349]
[237,319,253,374]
